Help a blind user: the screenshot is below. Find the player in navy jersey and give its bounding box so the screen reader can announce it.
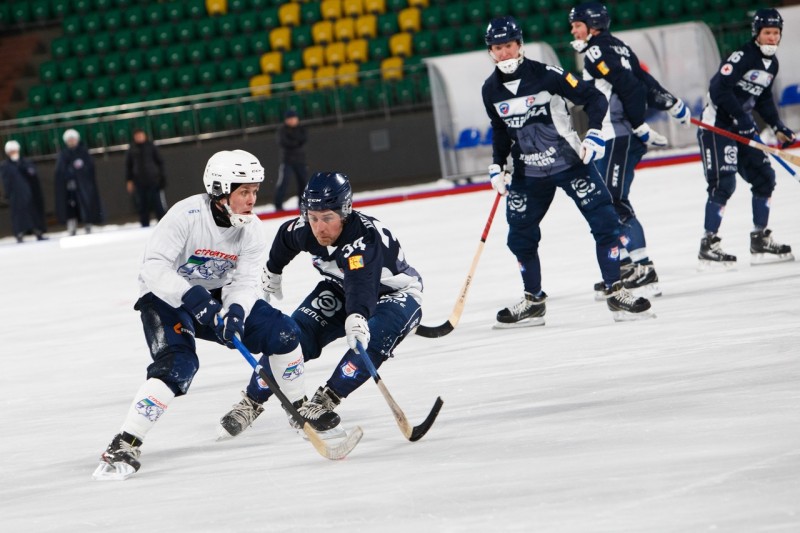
[697,8,795,268]
[93,151,334,480]
[482,16,653,325]
[219,172,423,437]
[569,2,691,297]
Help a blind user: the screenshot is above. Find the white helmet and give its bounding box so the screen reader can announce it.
[63,129,80,143]
[203,149,264,198]
[5,140,21,154]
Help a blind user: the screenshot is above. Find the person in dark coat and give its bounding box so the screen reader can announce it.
[54,129,104,235]
[125,129,167,227]
[1,140,47,243]
[273,109,308,211]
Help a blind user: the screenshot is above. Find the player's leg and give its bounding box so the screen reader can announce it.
[698,130,738,268]
[739,145,794,264]
[495,177,555,327]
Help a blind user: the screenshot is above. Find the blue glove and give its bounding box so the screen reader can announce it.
[773,124,796,148]
[181,285,221,327]
[735,116,757,139]
[216,304,245,348]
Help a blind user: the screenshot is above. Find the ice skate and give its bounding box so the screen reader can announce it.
[294,386,345,439]
[494,291,546,328]
[604,281,655,321]
[750,229,794,265]
[594,263,634,300]
[217,391,265,439]
[623,260,662,297]
[698,234,736,271]
[92,432,142,481]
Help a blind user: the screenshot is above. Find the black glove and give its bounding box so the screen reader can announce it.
[735,116,757,139]
[181,285,221,327]
[773,124,796,149]
[216,304,244,348]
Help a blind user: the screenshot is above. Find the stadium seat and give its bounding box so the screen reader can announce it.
[464,0,485,23]
[412,31,433,56]
[364,0,386,15]
[313,20,335,45]
[152,114,176,140]
[316,65,338,89]
[292,69,316,91]
[420,6,440,30]
[51,0,71,19]
[134,72,154,95]
[240,57,261,78]
[165,2,185,21]
[293,25,314,49]
[186,0,207,19]
[508,0,530,17]
[279,2,301,26]
[377,12,398,36]
[442,3,464,27]
[662,1,682,19]
[394,77,416,106]
[302,2,322,25]
[134,27,155,50]
[124,50,144,73]
[186,41,207,64]
[176,65,197,88]
[381,56,403,80]
[112,74,133,97]
[176,20,196,43]
[219,15,238,37]
[270,26,292,51]
[385,0,407,11]
[321,0,342,21]
[125,6,144,28]
[283,50,304,72]
[398,7,420,32]
[219,59,240,82]
[52,37,70,60]
[72,0,90,14]
[197,107,218,133]
[92,77,113,101]
[39,61,59,84]
[92,32,113,56]
[389,32,412,57]
[83,12,102,34]
[407,0,427,7]
[437,27,456,54]
[229,35,249,58]
[206,0,227,16]
[104,9,123,32]
[346,39,368,63]
[241,100,264,127]
[261,97,282,122]
[250,74,273,96]
[154,25,174,47]
[261,51,283,74]
[638,2,659,23]
[82,56,101,78]
[304,92,328,118]
[28,86,49,109]
[615,2,637,26]
[337,62,359,86]
[208,38,228,62]
[238,11,258,33]
[59,57,79,81]
[487,0,510,19]
[219,104,242,130]
[249,33,270,55]
[165,45,186,67]
[30,0,49,21]
[303,45,326,69]
[355,14,377,39]
[335,18,355,41]
[342,0,363,18]
[368,37,389,61]
[144,3,164,25]
[103,53,123,76]
[326,42,347,65]
[198,63,218,86]
[63,15,81,36]
[155,70,175,93]
[72,35,91,57]
[260,7,280,30]
[196,18,218,41]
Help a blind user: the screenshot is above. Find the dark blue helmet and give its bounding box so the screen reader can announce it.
[301,172,353,221]
[484,16,523,47]
[568,2,610,32]
[752,8,783,37]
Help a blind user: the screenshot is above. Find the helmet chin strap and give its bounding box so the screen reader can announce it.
[224,204,257,227]
[757,42,778,56]
[491,48,525,74]
[571,37,590,53]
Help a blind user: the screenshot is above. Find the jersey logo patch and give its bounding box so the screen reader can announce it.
[499,102,511,115]
[348,255,365,270]
[720,63,733,76]
[597,61,610,75]
[566,72,579,87]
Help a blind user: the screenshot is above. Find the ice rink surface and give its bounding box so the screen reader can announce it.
[1,158,799,532]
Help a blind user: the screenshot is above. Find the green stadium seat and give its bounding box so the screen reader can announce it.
[59,58,79,81]
[104,9,123,32]
[442,3,464,27]
[135,27,155,49]
[359,60,381,81]
[368,37,389,61]
[228,0,248,13]
[72,35,91,57]
[434,27,456,54]
[459,24,483,52]
[113,30,133,52]
[394,78,416,105]
[31,0,51,21]
[144,3,164,25]
[52,37,70,59]
[154,70,175,92]
[11,3,32,24]
[293,25,314,49]
[638,3,659,23]
[40,61,59,84]
[219,15,237,36]
[615,3,637,26]
[249,34,269,55]
[111,120,133,145]
[377,12,398,36]
[83,12,102,33]
[73,0,90,14]
[165,2,184,22]
[186,0,206,19]
[524,17,544,40]
[197,107,219,132]
[529,0,551,13]
[0,3,10,28]
[134,72,154,94]
[198,63,218,86]
[262,98,282,123]
[260,7,280,30]
[113,73,133,97]
[103,52,123,76]
[304,92,327,118]
[662,0,682,19]
[87,122,110,148]
[240,57,261,78]
[82,56,101,78]
[92,77,113,100]
[241,101,264,127]
[197,18,218,40]
[487,0,509,19]
[29,86,49,108]
[124,50,144,73]
[49,83,70,107]
[175,111,196,136]
[685,0,704,16]
[94,0,113,12]
[420,6,441,30]
[154,25,174,47]
[508,0,531,18]
[271,72,293,93]
[93,32,113,55]
[219,104,241,130]
[238,11,258,33]
[302,2,321,25]
[464,1,485,24]
[283,50,304,72]
[165,45,186,67]
[208,38,228,62]
[176,65,197,88]
[51,0,71,19]
[411,30,433,56]
[386,0,407,12]
[176,20,196,43]
[63,15,81,36]
[229,35,249,58]
[219,60,240,82]
[152,114,176,140]
[186,41,207,64]
[145,49,165,70]
[546,12,568,37]
[125,6,144,28]
[70,79,91,104]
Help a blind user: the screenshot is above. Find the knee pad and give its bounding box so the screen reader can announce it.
[245,305,301,356]
[146,348,199,396]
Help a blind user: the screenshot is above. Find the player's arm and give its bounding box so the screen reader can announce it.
[550,65,608,130]
[709,49,753,128]
[482,83,512,166]
[340,230,382,320]
[222,224,268,317]
[585,44,648,128]
[138,208,194,309]
[266,218,305,274]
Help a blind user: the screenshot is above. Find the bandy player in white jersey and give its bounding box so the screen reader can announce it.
[93,150,336,480]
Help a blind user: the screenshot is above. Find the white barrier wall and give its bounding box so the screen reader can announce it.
[772,5,800,130]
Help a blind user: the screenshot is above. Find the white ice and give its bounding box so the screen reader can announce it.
[1,157,799,532]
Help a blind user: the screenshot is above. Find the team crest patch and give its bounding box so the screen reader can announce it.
[608,246,620,260]
[565,72,579,87]
[526,96,536,107]
[499,102,510,115]
[135,396,167,422]
[348,255,365,270]
[282,357,304,381]
[720,63,733,76]
[341,361,358,378]
[597,61,610,75]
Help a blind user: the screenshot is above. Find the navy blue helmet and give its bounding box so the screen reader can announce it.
[301,172,353,221]
[752,8,783,37]
[484,16,523,47]
[568,2,610,32]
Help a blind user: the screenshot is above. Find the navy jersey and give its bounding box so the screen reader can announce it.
[580,32,678,138]
[482,58,609,179]
[702,40,782,130]
[266,211,423,319]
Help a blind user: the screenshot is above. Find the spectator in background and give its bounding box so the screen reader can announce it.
[126,128,167,227]
[274,109,308,211]
[55,129,104,235]
[0,140,47,243]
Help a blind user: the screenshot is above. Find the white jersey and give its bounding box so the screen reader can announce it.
[138,194,268,317]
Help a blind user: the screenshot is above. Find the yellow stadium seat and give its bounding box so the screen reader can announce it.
[321,0,342,20]
[407,0,428,8]
[337,62,359,86]
[292,68,315,91]
[325,42,347,66]
[355,15,377,39]
[206,0,227,16]
[278,2,301,27]
[260,51,283,74]
[346,39,368,63]
[364,0,386,15]
[397,7,420,32]
[270,27,292,51]
[303,45,326,69]
[249,74,272,96]
[342,0,363,18]
[312,20,334,45]
[381,56,403,80]
[334,18,355,41]
[316,65,337,89]
[389,32,412,57]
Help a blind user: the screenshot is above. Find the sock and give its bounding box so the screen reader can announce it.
[246,351,305,404]
[518,257,542,295]
[120,378,176,441]
[704,200,725,235]
[752,196,770,230]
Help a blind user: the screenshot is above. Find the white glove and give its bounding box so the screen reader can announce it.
[344,313,370,351]
[260,267,283,301]
[633,123,668,148]
[668,98,690,128]
[580,128,606,164]
[488,164,511,196]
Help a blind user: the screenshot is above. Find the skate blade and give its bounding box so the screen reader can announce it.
[611,310,656,322]
[628,283,662,298]
[92,461,136,481]
[296,425,349,441]
[751,252,795,265]
[697,259,737,272]
[493,317,545,329]
[593,290,606,302]
[216,424,236,441]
